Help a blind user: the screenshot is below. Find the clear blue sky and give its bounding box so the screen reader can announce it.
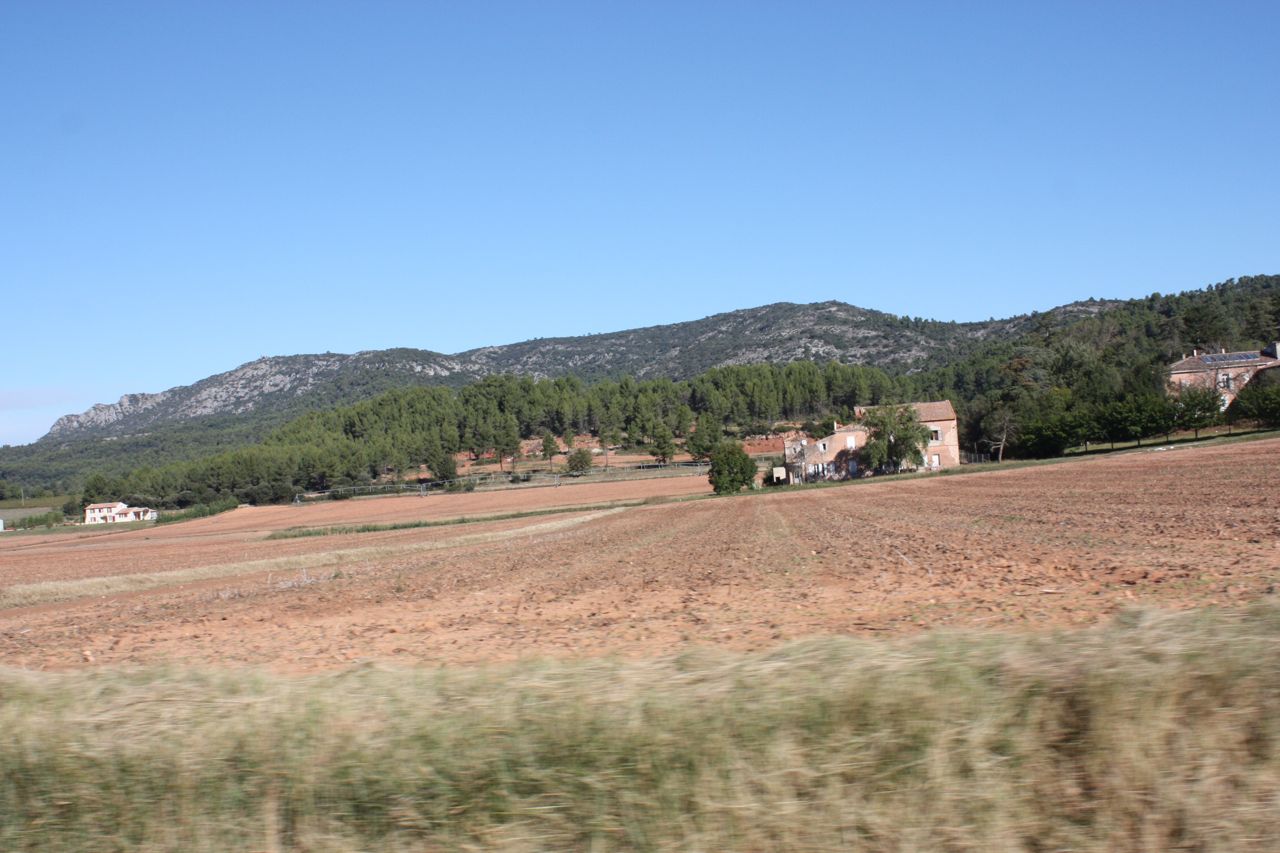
[3,1,1277,446]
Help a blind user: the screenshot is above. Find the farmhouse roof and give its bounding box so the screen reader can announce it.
[1168,350,1279,373]
[86,502,126,509]
[852,400,957,423]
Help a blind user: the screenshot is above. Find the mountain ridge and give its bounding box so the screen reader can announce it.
[43,298,1119,443]
[7,275,1276,490]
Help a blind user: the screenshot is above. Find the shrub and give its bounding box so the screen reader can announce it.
[11,509,64,530]
[1229,383,1280,428]
[565,448,593,475]
[154,498,239,525]
[708,442,757,494]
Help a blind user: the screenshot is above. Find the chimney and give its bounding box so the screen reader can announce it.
[1193,348,1199,356]
[1221,347,1226,354]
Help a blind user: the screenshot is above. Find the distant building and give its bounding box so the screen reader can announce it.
[783,400,960,484]
[84,502,157,524]
[1167,343,1280,407]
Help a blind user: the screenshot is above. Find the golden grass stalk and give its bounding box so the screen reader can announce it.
[2,605,1280,851]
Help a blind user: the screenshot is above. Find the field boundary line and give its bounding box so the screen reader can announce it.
[264,498,647,540]
[0,508,626,611]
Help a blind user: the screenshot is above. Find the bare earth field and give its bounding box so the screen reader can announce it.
[2,439,1278,671]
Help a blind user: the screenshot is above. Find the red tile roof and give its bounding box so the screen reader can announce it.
[854,400,957,423]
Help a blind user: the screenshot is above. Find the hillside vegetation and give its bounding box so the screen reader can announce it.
[77,362,904,507]
[3,275,1277,494]
[908,274,1280,454]
[34,300,1066,443]
[2,606,1277,851]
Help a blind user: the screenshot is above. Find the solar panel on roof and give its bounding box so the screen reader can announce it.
[1201,353,1258,364]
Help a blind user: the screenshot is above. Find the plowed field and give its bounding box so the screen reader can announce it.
[2,439,1278,670]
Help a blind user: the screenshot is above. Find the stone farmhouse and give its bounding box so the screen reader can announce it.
[782,400,960,484]
[84,501,158,524]
[1167,343,1280,407]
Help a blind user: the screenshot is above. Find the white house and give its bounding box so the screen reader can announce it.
[84,502,158,524]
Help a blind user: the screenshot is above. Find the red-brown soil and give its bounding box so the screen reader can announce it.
[2,439,1278,671]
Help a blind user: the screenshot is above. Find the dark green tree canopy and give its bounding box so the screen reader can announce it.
[859,405,932,472]
[650,423,676,464]
[1173,387,1222,438]
[685,413,721,461]
[1228,372,1280,427]
[708,442,757,495]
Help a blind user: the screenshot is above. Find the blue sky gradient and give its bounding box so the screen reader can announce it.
[3,1,1277,445]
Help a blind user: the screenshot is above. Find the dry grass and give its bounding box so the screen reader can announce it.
[0,509,623,610]
[2,605,1279,851]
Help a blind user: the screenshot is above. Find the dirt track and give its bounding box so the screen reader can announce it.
[2,440,1278,670]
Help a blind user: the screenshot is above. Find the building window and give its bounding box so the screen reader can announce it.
[1218,374,1233,390]
[930,429,941,443]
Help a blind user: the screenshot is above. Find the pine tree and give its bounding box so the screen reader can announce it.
[541,430,559,471]
[685,413,720,461]
[650,423,676,464]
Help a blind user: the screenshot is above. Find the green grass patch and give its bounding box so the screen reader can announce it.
[3,509,66,530]
[2,605,1279,851]
[1,519,160,538]
[0,494,70,510]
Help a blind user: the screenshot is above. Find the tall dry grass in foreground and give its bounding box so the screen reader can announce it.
[2,606,1279,852]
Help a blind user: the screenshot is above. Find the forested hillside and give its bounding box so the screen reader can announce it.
[76,361,905,508]
[6,275,1279,499]
[0,298,1092,488]
[2,298,1067,489]
[38,300,1072,444]
[907,274,1280,455]
[66,274,1279,509]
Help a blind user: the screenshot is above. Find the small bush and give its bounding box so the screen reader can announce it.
[708,441,758,494]
[565,448,594,474]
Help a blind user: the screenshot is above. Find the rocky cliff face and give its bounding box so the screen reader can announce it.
[44,350,476,441]
[48,392,173,435]
[42,299,1090,442]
